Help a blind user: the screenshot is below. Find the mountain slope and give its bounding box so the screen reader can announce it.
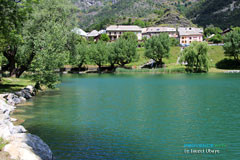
[72,0,197,30]
[186,0,240,28]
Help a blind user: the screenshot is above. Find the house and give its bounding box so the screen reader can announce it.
[221,28,232,36]
[106,25,143,41]
[178,27,203,46]
[142,27,178,39]
[72,28,87,37]
[86,30,100,41]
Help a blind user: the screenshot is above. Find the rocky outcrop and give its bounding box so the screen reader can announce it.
[0,86,53,160]
[156,11,194,27]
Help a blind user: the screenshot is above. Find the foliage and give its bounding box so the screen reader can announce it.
[170,38,179,46]
[99,33,110,42]
[89,41,109,69]
[17,0,77,88]
[69,43,89,69]
[121,32,138,41]
[180,42,209,72]
[114,36,138,66]
[216,59,240,69]
[133,19,146,28]
[223,29,240,61]
[186,0,240,28]
[208,34,223,44]
[0,0,37,76]
[145,33,170,67]
[204,26,223,37]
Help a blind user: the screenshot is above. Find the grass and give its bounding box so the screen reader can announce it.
[208,46,226,67]
[120,46,235,73]
[0,77,34,94]
[0,138,7,151]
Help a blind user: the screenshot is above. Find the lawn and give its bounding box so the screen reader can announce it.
[0,77,34,94]
[208,46,226,67]
[127,46,181,68]
[120,46,231,73]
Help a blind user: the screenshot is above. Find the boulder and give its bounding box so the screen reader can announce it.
[15,91,25,98]
[4,133,53,160]
[21,90,32,99]
[12,98,22,104]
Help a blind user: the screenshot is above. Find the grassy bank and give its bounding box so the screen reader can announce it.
[122,46,232,73]
[0,77,34,94]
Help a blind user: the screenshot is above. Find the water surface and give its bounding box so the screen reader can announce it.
[15,73,240,160]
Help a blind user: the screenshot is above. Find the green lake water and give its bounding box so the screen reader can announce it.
[14,73,240,160]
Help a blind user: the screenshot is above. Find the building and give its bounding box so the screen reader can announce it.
[106,25,143,41]
[86,30,100,41]
[178,27,203,46]
[142,27,178,39]
[72,28,87,37]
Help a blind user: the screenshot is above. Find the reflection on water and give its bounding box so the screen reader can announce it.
[14,73,240,160]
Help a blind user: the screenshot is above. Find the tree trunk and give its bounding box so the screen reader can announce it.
[3,48,17,77]
[156,58,163,68]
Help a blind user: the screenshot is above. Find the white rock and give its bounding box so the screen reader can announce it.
[4,133,53,160]
[10,118,17,122]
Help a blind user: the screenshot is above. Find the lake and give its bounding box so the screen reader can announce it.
[14,73,240,160]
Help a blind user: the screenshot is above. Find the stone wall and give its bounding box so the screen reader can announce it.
[0,86,53,160]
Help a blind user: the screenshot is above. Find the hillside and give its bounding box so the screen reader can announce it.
[72,0,198,30]
[186,0,240,29]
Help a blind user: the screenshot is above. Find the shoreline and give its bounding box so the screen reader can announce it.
[0,86,53,160]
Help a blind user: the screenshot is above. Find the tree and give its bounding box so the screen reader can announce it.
[108,42,118,69]
[208,34,223,44]
[99,33,110,42]
[69,43,89,69]
[204,26,223,37]
[114,37,138,66]
[68,33,88,69]
[121,32,138,41]
[223,29,240,62]
[89,41,109,71]
[16,0,77,87]
[170,37,179,46]
[133,19,145,28]
[0,0,36,76]
[180,42,209,72]
[145,33,170,67]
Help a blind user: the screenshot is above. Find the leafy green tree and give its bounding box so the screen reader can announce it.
[16,0,77,87]
[208,34,223,44]
[121,32,138,41]
[0,0,36,76]
[170,37,179,46]
[204,26,223,37]
[69,43,89,69]
[108,42,118,69]
[223,29,240,62]
[145,33,170,67]
[89,41,109,71]
[133,19,145,28]
[114,37,138,66]
[180,42,209,72]
[99,33,110,42]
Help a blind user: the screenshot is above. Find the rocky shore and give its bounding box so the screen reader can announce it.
[0,86,53,160]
